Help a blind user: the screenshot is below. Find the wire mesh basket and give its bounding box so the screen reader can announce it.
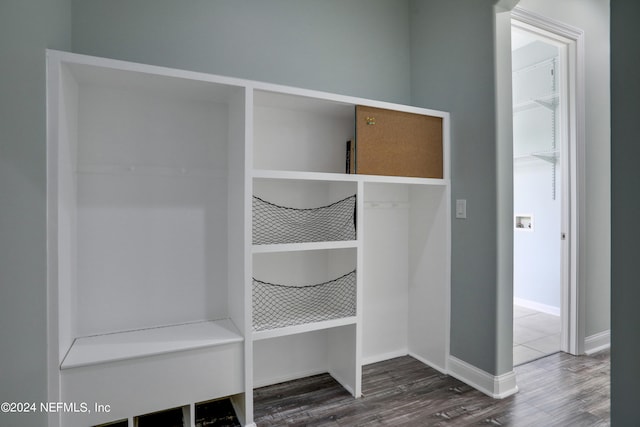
[252,195,356,245]
[253,270,357,331]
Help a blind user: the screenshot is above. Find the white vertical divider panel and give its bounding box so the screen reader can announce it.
[355,179,364,397]
[58,62,80,363]
[242,87,255,427]
[327,324,359,396]
[46,51,63,427]
[228,86,252,426]
[442,113,451,182]
[47,53,83,427]
[327,179,364,398]
[227,86,248,332]
[182,404,193,427]
[407,185,450,373]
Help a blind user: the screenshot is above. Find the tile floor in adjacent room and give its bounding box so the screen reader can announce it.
[513,304,562,365]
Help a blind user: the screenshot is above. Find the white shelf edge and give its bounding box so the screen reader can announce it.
[252,317,357,341]
[253,169,449,186]
[61,319,243,370]
[253,82,450,120]
[513,92,559,113]
[252,240,358,253]
[359,173,449,186]
[253,169,359,182]
[77,163,227,178]
[48,49,250,91]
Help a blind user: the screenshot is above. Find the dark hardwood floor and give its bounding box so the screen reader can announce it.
[252,350,610,426]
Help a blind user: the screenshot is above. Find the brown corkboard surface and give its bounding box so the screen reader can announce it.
[355,105,443,179]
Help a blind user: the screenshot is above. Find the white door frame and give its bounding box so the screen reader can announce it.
[511,6,586,356]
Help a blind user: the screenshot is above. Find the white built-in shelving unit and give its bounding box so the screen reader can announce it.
[47,50,450,427]
[513,55,560,200]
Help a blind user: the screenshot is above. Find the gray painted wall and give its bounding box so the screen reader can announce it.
[0,1,71,426]
[611,1,640,424]
[409,0,504,375]
[72,0,412,105]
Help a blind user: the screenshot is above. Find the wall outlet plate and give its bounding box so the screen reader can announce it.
[456,199,467,219]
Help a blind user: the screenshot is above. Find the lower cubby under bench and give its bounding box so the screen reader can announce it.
[59,320,244,427]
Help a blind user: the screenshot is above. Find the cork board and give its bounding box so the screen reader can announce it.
[355,105,443,179]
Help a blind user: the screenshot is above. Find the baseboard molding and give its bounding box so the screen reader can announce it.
[362,349,408,366]
[253,368,326,389]
[363,349,448,378]
[514,297,560,316]
[408,351,447,375]
[447,355,518,399]
[585,330,610,355]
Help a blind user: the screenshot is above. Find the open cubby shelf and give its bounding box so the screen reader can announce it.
[252,194,356,246]
[252,270,357,332]
[47,50,450,427]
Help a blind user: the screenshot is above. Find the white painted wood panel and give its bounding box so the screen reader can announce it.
[61,319,242,369]
[61,344,243,427]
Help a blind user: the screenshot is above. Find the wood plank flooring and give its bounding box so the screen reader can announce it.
[252,350,610,426]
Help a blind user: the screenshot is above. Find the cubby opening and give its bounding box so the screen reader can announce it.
[253,324,359,397]
[362,183,449,370]
[52,59,246,367]
[253,90,354,173]
[252,179,358,247]
[253,248,357,334]
[135,407,184,427]
[93,420,128,427]
[195,398,240,427]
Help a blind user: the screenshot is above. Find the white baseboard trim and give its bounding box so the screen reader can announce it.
[447,355,518,399]
[585,330,610,355]
[363,350,448,378]
[361,349,408,366]
[514,297,560,316]
[253,368,326,389]
[408,351,447,375]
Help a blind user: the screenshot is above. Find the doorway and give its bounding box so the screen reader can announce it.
[510,10,583,364]
[511,25,562,364]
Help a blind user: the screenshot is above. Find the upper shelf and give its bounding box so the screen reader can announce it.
[61,319,243,370]
[514,150,559,164]
[513,93,559,114]
[253,169,449,186]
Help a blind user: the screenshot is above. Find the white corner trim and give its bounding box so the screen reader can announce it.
[585,330,610,355]
[447,356,518,399]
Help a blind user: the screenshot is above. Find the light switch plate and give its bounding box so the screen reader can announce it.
[456,199,467,219]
